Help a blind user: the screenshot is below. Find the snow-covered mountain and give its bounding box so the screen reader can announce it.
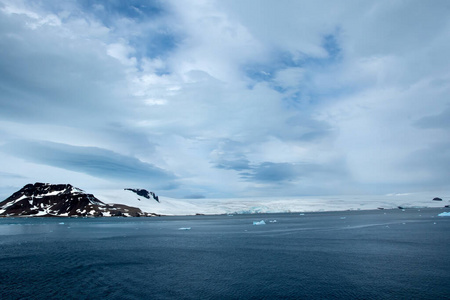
[0,183,156,217]
[94,189,202,216]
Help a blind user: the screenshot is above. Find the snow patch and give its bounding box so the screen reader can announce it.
[45,190,63,196]
[14,195,28,202]
[35,211,48,216]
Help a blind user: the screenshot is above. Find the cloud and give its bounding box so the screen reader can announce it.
[0,0,449,198]
[183,194,205,199]
[398,141,450,189]
[0,5,127,125]
[241,162,301,182]
[215,157,251,171]
[0,171,26,179]
[240,160,347,183]
[415,107,450,130]
[1,140,175,184]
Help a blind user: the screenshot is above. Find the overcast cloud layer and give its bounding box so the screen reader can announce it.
[1,0,449,199]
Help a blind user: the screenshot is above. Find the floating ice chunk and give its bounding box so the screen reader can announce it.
[58,222,64,225]
[438,212,450,217]
[340,217,346,220]
[253,220,266,225]
[269,220,277,223]
[178,227,191,230]
[299,213,305,216]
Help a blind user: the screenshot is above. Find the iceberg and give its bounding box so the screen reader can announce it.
[178,227,191,230]
[437,212,450,217]
[253,220,266,225]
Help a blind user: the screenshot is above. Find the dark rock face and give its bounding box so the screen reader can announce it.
[0,183,150,217]
[124,188,159,203]
[433,197,443,201]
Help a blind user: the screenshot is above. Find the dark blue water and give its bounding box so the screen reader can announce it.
[1,208,449,299]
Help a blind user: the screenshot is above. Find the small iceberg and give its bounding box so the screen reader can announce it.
[58,222,65,225]
[253,220,266,225]
[178,227,191,230]
[269,220,277,223]
[437,212,450,217]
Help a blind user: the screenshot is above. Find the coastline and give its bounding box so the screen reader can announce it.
[0,205,448,218]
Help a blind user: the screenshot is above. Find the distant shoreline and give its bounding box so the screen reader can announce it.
[1,206,448,218]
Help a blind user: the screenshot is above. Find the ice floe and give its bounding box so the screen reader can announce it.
[437,212,450,217]
[253,220,266,225]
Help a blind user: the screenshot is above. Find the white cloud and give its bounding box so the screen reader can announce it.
[144,98,167,106]
[106,42,136,66]
[273,67,305,90]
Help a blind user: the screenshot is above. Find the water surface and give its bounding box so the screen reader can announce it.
[1,208,449,299]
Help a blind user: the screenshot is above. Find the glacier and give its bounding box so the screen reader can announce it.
[91,190,449,216]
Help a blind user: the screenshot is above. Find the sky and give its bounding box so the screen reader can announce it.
[1,0,449,200]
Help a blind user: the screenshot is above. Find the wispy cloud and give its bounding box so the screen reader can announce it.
[1,140,175,185]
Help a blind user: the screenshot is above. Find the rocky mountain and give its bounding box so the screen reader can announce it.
[124,188,159,202]
[0,183,158,217]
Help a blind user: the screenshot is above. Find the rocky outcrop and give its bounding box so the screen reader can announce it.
[0,183,156,217]
[124,188,159,202]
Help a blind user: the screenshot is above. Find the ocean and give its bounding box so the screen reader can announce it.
[1,208,449,299]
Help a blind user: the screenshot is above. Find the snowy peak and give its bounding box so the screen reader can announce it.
[6,182,102,204]
[0,183,154,217]
[11,182,83,197]
[124,188,159,203]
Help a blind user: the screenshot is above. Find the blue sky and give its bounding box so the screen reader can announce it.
[1,0,449,199]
